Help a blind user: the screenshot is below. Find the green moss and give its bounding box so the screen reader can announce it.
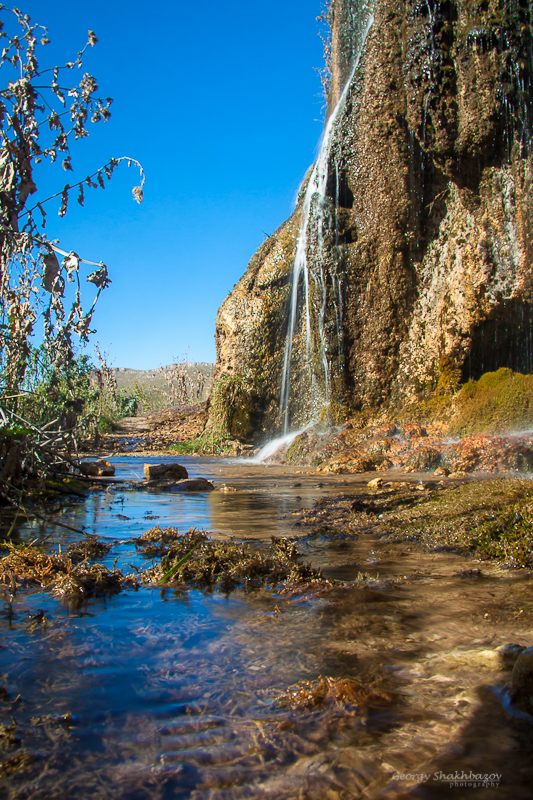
[473,504,533,565]
[449,368,533,435]
[167,434,236,456]
[328,397,350,425]
[393,369,533,435]
[375,479,533,568]
[437,354,462,395]
[209,374,255,440]
[285,433,308,464]
[397,394,454,425]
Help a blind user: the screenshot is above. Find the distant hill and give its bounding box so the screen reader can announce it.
[113,363,214,411]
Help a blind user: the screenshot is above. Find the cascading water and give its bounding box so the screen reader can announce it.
[279,8,374,435]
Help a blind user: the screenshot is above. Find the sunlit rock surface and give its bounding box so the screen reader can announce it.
[211,0,533,438]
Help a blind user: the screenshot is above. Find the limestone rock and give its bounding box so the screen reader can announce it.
[209,0,533,438]
[79,459,115,477]
[143,463,188,481]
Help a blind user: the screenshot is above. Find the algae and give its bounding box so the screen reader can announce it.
[275,675,392,710]
[372,478,533,567]
[138,528,323,593]
[448,369,533,436]
[167,433,237,456]
[0,541,136,606]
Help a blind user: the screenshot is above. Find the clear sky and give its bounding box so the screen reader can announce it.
[18,0,327,369]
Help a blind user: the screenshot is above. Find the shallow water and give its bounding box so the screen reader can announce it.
[1,458,533,798]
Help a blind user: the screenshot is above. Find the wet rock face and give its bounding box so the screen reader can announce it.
[211,0,533,438]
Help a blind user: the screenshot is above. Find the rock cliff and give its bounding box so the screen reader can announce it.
[210,0,533,440]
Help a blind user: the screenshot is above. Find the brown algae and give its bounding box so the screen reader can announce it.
[0,541,136,605]
[137,527,323,592]
[276,675,392,710]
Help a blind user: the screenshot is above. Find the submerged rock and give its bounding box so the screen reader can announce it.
[144,477,215,492]
[172,478,215,492]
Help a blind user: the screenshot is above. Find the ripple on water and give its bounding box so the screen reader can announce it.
[2,459,533,797]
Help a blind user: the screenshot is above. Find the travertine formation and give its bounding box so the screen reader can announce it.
[211,0,533,439]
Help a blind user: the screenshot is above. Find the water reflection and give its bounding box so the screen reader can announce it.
[2,458,533,797]
[208,489,308,539]
[19,456,319,546]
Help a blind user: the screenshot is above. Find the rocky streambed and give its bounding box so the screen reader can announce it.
[1,457,533,798]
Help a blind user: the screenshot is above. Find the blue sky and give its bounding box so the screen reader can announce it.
[19,0,327,368]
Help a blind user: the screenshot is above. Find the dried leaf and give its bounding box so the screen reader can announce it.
[86,264,110,289]
[42,251,60,292]
[72,313,93,339]
[59,184,69,217]
[52,275,65,296]
[62,251,79,282]
[37,202,46,227]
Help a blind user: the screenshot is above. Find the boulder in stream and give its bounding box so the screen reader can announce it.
[143,462,188,481]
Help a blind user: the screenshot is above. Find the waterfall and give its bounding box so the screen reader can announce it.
[249,423,313,464]
[279,10,374,435]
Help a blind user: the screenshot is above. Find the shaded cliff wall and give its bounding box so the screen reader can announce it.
[211,0,533,439]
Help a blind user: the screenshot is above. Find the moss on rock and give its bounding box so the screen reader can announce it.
[449,369,533,435]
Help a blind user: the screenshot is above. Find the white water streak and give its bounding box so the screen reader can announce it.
[249,425,313,464]
[279,13,374,434]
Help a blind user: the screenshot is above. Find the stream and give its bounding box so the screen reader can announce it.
[1,457,533,798]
